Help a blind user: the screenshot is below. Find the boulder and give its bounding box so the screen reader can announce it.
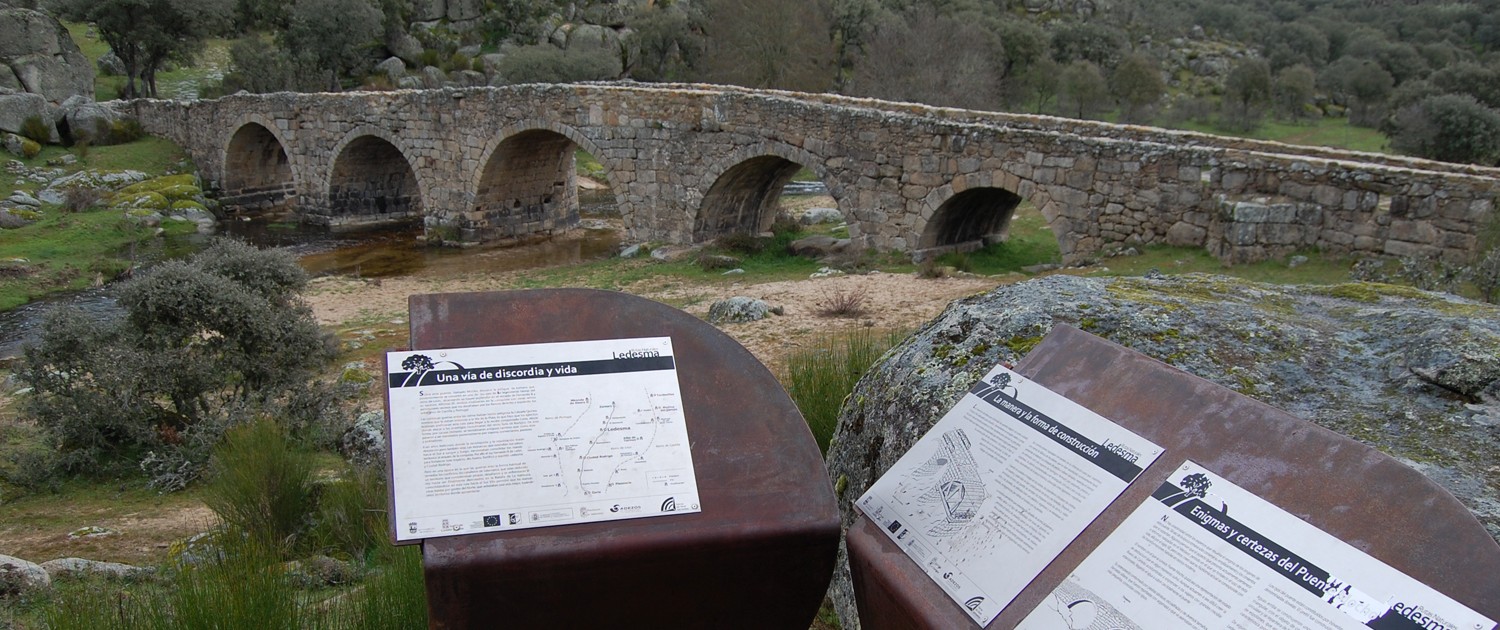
[0,6,93,104]
[385,30,424,67]
[340,410,388,466]
[60,95,122,144]
[706,296,773,324]
[0,554,49,596]
[825,274,1500,628]
[454,69,487,87]
[96,50,125,76]
[789,235,850,259]
[420,66,448,89]
[40,557,150,581]
[0,91,53,140]
[374,56,406,82]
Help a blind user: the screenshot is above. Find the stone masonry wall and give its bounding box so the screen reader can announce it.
[121,85,1500,264]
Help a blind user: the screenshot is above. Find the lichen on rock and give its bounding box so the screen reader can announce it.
[825,273,1500,628]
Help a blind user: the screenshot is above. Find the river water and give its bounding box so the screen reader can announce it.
[0,182,828,360]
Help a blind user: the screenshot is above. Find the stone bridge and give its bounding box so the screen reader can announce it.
[122,83,1500,264]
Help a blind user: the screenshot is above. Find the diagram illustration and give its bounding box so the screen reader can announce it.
[537,388,677,498]
[896,429,988,537]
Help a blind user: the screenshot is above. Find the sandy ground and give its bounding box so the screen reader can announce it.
[304,263,1005,376]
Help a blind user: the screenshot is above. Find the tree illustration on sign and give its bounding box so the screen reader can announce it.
[398,354,465,387]
[1158,472,1212,508]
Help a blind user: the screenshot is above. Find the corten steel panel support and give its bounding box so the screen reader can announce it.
[848,324,1500,629]
[399,289,839,630]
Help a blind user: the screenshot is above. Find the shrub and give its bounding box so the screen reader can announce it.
[19,137,41,159]
[202,419,316,549]
[20,115,50,144]
[815,287,869,318]
[18,239,336,482]
[495,44,621,83]
[61,186,103,213]
[769,214,802,238]
[309,466,389,560]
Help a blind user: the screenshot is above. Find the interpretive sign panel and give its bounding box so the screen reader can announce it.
[385,336,700,543]
[1018,461,1497,630]
[856,365,1164,626]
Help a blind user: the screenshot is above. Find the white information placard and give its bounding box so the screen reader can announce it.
[856,365,1164,626]
[1019,461,1497,630]
[385,337,700,542]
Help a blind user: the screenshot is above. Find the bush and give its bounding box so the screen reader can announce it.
[202,419,316,549]
[494,44,621,83]
[61,186,103,213]
[19,115,50,144]
[814,287,869,318]
[18,239,337,483]
[1389,94,1500,165]
[715,232,766,255]
[107,119,145,144]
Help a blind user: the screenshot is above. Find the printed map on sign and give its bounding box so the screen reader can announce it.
[386,337,700,542]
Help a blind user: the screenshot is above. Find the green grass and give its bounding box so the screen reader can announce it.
[782,329,908,454]
[575,148,607,180]
[933,203,1061,275]
[0,137,195,310]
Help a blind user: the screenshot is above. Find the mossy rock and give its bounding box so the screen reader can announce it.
[116,174,197,197]
[156,184,203,202]
[10,208,42,221]
[170,199,207,212]
[113,191,169,210]
[20,137,41,159]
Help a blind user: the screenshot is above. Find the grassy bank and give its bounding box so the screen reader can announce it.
[0,137,199,311]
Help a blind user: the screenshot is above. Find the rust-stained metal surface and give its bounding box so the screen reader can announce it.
[400,289,839,629]
[849,324,1500,629]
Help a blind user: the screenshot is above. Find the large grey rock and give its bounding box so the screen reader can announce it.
[825,274,1500,629]
[96,50,125,76]
[789,235,850,259]
[0,7,93,103]
[0,91,51,138]
[706,296,772,324]
[799,207,844,225]
[40,557,151,581]
[60,95,122,144]
[385,30,424,66]
[373,56,406,82]
[567,24,621,56]
[0,554,49,595]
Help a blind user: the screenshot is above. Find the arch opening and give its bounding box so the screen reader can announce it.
[320,135,422,229]
[919,187,1024,253]
[222,123,294,216]
[695,155,806,241]
[469,130,588,242]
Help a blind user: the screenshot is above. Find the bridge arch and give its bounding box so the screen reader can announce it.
[220,116,297,215]
[463,121,621,241]
[694,142,836,241]
[914,172,1065,259]
[317,126,428,229]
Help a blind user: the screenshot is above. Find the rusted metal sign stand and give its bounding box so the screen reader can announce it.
[848,324,1500,628]
[403,289,839,629]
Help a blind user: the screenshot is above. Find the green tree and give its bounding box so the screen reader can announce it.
[1222,57,1272,131]
[56,0,232,98]
[699,0,836,91]
[496,44,622,83]
[995,17,1050,108]
[1429,62,1500,110]
[280,0,384,91]
[1017,57,1061,115]
[1058,60,1108,119]
[1109,52,1164,124]
[1049,21,1126,68]
[1271,64,1316,122]
[1343,59,1395,128]
[1389,94,1500,165]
